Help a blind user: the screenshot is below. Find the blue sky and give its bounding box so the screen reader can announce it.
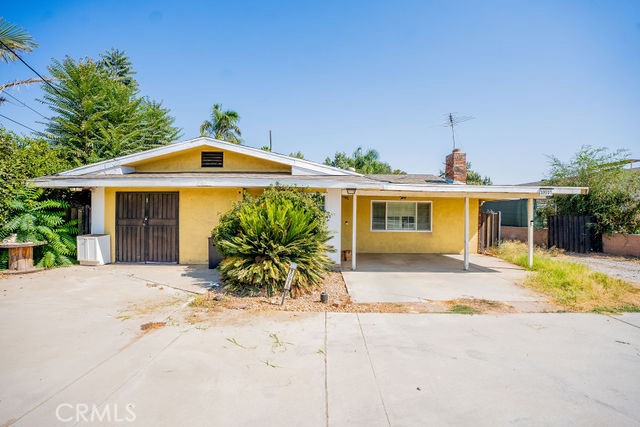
[2,0,639,183]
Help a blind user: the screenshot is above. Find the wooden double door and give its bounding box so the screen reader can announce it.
[115,192,179,263]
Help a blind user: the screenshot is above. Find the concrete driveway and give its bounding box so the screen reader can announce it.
[2,266,640,426]
[342,253,546,306]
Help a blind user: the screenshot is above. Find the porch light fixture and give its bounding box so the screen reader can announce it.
[346,188,356,195]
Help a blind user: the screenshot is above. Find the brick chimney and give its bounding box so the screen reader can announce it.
[445,148,467,183]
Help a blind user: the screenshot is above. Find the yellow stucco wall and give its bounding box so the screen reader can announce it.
[341,196,479,254]
[129,147,291,173]
[104,187,243,264]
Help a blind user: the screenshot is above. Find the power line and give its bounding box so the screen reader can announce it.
[0,40,63,97]
[2,91,48,119]
[0,113,41,134]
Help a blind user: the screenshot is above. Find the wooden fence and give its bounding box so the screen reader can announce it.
[478,211,501,251]
[547,214,600,253]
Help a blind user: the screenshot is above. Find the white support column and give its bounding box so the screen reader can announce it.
[527,198,534,267]
[324,189,342,264]
[351,193,357,271]
[464,196,469,271]
[90,187,105,234]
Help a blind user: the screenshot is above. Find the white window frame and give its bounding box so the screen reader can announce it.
[370,200,433,232]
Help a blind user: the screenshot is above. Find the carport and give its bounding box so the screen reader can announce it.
[341,253,545,304]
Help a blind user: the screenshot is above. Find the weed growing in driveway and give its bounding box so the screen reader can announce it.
[226,337,254,349]
[490,241,640,312]
[448,304,480,314]
[263,360,279,368]
[269,333,293,352]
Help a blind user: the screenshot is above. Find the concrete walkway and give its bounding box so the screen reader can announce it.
[1,266,640,426]
[342,253,545,304]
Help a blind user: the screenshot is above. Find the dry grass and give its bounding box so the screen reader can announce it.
[489,241,640,313]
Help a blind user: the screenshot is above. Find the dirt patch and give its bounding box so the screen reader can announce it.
[445,298,517,314]
[140,321,166,331]
[189,272,518,317]
[118,295,184,319]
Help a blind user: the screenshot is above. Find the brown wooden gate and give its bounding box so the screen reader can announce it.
[478,210,501,251]
[547,214,599,253]
[116,192,179,263]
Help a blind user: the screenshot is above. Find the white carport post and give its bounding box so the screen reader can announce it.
[527,198,534,267]
[324,189,342,264]
[351,192,357,271]
[463,196,469,271]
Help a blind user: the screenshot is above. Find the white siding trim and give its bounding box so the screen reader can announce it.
[90,187,105,234]
[325,189,342,264]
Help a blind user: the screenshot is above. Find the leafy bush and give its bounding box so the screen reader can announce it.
[213,187,334,296]
[544,146,640,234]
[1,188,78,268]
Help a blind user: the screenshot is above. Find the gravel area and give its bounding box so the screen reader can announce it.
[562,253,640,285]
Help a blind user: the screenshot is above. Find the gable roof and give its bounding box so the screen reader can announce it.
[57,136,362,177]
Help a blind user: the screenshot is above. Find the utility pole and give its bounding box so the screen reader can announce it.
[269,130,272,152]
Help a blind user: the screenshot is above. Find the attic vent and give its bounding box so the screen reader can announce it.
[201,151,224,168]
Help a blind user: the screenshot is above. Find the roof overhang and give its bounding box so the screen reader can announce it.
[30,174,588,200]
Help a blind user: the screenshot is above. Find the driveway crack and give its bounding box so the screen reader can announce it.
[356,313,391,427]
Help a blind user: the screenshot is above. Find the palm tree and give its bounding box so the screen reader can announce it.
[0,18,38,63]
[200,103,242,144]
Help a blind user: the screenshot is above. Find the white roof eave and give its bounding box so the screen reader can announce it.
[30,175,588,196]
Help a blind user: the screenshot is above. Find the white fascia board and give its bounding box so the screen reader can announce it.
[93,166,135,175]
[31,176,362,189]
[32,175,587,198]
[347,185,588,197]
[57,137,361,177]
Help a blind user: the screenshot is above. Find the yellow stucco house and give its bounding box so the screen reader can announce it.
[32,137,587,270]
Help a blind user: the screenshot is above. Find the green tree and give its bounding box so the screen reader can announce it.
[324,147,405,174]
[1,188,77,268]
[544,146,640,234]
[0,18,37,62]
[0,127,70,225]
[289,151,305,159]
[40,52,180,166]
[213,187,333,297]
[200,104,242,143]
[98,48,137,88]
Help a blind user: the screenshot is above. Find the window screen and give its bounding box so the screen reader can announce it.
[201,151,224,167]
[371,201,431,231]
[417,203,431,231]
[371,202,386,230]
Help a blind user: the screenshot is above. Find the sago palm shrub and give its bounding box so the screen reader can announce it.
[1,188,78,268]
[213,187,334,296]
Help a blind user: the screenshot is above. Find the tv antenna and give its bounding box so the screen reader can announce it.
[444,113,474,149]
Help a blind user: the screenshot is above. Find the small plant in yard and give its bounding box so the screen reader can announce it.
[1,188,77,268]
[489,241,640,312]
[448,304,479,314]
[212,186,334,297]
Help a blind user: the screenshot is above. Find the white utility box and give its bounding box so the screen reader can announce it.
[77,234,111,265]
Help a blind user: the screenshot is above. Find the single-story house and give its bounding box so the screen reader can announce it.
[32,137,588,269]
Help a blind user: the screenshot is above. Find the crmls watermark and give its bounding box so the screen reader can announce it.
[56,403,136,423]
